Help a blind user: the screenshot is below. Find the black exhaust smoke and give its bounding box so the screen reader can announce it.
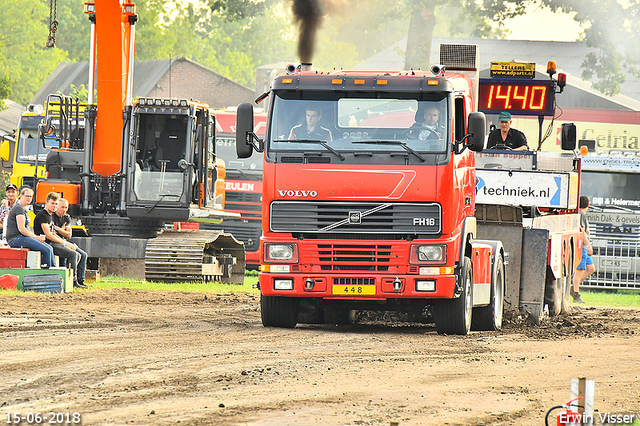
[292,0,324,64]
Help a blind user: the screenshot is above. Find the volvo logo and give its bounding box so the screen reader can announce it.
[277,190,318,197]
[349,211,361,224]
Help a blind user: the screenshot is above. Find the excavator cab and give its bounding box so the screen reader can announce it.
[126,98,216,221]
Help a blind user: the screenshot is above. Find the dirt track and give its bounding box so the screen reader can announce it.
[1,289,639,426]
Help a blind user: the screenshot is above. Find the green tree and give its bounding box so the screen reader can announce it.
[0,73,11,111]
[538,0,640,96]
[0,0,67,105]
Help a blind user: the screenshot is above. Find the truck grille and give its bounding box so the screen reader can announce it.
[270,202,441,234]
[333,277,375,285]
[314,243,398,271]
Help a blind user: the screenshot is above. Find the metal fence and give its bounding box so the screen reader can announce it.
[583,237,640,291]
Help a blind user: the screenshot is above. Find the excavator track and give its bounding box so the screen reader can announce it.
[144,229,246,284]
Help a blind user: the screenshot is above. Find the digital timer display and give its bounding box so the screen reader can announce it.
[478,79,555,116]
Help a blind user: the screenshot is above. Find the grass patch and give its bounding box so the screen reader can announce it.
[579,290,640,308]
[0,271,260,296]
[93,274,260,294]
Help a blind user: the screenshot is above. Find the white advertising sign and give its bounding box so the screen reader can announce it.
[476,170,569,208]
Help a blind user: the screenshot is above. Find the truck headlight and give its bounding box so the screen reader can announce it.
[415,280,436,292]
[417,245,444,261]
[264,243,298,262]
[274,279,294,290]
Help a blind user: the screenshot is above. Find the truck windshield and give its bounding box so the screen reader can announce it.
[216,136,264,173]
[581,171,640,211]
[269,93,449,153]
[16,129,53,164]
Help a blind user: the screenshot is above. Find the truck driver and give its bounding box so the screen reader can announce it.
[486,111,529,151]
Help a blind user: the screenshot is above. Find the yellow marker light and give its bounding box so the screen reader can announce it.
[377,80,387,85]
[354,79,365,85]
[440,266,455,275]
[282,78,293,84]
[580,145,589,156]
[259,264,269,273]
[428,80,439,85]
[332,79,342,84]
[547,61,557,76]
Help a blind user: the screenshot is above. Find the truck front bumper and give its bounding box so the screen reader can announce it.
[259,273,457,299]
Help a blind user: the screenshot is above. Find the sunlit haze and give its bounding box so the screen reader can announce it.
[503,3,582,41]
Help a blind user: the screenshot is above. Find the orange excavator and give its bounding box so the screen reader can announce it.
[36,1,245,283]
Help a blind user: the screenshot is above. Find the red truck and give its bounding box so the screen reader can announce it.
[236,45,510,335]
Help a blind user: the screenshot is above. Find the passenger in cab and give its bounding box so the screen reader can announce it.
[486,111,529,151]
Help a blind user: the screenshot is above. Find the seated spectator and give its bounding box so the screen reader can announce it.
[53,198,88,289]
[5,188,56,268]
[34,192,86,289]
[1,184,18,240]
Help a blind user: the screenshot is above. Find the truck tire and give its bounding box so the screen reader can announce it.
[545,277,563,317]
[472,253,505,331]
[560,251,574,315]
[261,295,299,328]
[433,256,473,335]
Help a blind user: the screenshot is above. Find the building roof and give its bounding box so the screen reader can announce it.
[355,36,640,110]
[0,100,26,138]
[30,57,252,106]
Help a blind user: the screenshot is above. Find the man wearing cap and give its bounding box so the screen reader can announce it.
[0,184,19,238]
[486,111,529,151]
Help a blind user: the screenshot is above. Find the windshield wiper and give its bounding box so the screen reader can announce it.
[273,139,344,161]
[352,140,425,162]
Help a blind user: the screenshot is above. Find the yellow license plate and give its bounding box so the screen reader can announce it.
[332,285,376,295]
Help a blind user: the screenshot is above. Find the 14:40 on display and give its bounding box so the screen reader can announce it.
[478,79,555,116]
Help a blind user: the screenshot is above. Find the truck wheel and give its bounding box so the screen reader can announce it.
[261,295,299,328]
[433,256,473,335]
[472,253,505,331]
[560,255,574,315]
[545,277,563,317]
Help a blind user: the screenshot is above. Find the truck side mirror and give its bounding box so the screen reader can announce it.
[561,123,576,151]
[236,103,255,159]
[466,112,485,152]
[0,139,10,162]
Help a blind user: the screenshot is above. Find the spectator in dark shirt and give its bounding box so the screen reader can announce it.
[289,105,333,141]
[53,198,88,288]
[6,188,56,268]
[486,111,529,150]
[34,192,86,289]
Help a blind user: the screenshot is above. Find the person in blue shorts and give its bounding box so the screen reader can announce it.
[572,195,595,303]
